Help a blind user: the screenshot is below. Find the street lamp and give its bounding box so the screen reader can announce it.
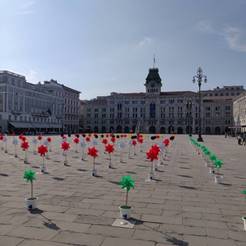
[193,67,207,142]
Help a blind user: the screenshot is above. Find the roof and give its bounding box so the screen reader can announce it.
[145,68,162,84]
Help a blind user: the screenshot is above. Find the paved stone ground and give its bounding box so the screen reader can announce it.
[0,135,245,246]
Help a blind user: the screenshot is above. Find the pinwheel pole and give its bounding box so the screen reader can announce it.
[4,137,8,153]
[42,156,45,172]
[108,153,112,168]
[33,141,37,155]
[24,150,28,164]
[64,150,68,165]
[92,157,96,176]
[128,142,132,159]
[14,143,17,158]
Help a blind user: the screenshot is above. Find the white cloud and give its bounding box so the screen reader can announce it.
[223,27,246,52]
[196,20,246,53]
[17,0,36,15]
[137,37,153,48]
[196,20,215,34]
[26,69,39,82]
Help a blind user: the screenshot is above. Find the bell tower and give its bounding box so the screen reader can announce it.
[145,57,162,94]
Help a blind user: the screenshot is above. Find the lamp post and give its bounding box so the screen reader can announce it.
[193,67,207,142]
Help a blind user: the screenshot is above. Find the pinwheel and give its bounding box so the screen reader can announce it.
[38,145,48,173]
[146,146,159,180]
[12,137,18,158]
[73,137,80,153]
[61,141,70,166]
[137,136,144,152]
[0,134,3,150]
[213,159,224,184]
[32,137,38,155]
[118,140,126,163]
[80,139,87,161]
[111,136,116,144]
[2,135,8,153]
[47,137,52,152]
[88,146,98,176]
[23,169,38,210]
[102,138,108,145]
[131,140,137,156]
[105,144,114,168]
[21,141,29,164]
[119,175,135,219]
[85,136,91,143]
[37,135,42,141]
[163,138,170,147]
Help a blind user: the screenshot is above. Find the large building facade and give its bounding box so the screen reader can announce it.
[80,66,245,134]
[233,92,246,133]
[0,70,80,133]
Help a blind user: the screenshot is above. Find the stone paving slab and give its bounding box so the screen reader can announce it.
[0,135,246,245]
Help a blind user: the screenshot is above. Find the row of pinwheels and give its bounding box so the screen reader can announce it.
[189,137,224,183]
[23,135,173,219]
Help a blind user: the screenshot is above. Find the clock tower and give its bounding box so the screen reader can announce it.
[145,66,162,94]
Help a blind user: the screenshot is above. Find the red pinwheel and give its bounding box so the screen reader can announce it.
[102,138,108,145]
[0,134,3,141]
[152,144,160,155]
[38,145,48,156]
[105,144,114,154]
[21,136,27,142]
[21,141,29,151]
[85,136,91,142]
[88,146,98,158]
[146,147,159,161]
[163,138,170,147]
[73,137,80,144]
[47,137,52,143]
[137,137,143,144]
[37,135,42,141]
[106,134,109,138]
[111,136,116,143]
[61,141,70,151]
[132,140,137,146]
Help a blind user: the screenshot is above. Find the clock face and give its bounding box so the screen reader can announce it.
[151,83,155,88]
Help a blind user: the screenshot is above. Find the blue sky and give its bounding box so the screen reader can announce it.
[0,0,246,99]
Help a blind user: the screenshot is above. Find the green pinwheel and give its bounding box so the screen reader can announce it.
[119,175,135,208]
[241,190,246,195]
[23,169,36,199]
[214,159,223,169]
[209,154,217,162]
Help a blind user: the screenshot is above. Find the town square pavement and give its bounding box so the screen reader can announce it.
[0,134,245,246]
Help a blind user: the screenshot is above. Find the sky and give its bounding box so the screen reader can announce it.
[0,0,246,99]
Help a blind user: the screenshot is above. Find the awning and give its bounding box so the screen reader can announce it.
[9,122,32,128]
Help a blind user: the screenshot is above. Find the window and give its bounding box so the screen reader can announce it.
[149,103,156,118]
